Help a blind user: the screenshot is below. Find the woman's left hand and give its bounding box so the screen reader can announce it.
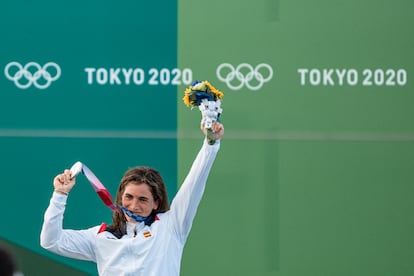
[201,121,224,141]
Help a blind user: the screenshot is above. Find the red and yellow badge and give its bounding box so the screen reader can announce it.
[143,231,152,238]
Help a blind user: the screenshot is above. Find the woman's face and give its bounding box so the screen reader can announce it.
[121,182,158,222]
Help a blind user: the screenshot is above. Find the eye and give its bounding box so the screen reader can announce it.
[124,194,133,200]
[139,197,148,202]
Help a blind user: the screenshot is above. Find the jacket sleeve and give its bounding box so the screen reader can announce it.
[169,139,220,243]
[40,192,98,262]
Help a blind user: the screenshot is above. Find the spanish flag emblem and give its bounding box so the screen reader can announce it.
[143,231,152,238]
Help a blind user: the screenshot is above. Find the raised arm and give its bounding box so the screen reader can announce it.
[169,121,224,242]
[40,172,97,261]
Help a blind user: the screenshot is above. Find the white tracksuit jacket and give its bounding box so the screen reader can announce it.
[40,139,220,276]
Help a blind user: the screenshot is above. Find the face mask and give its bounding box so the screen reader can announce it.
[118,205,156,226]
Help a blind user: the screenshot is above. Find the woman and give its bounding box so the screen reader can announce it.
[40,121,224,276]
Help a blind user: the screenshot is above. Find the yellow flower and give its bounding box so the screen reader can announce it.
[182,80,224,107]
[182,87,192,107]
[204,81,224,100]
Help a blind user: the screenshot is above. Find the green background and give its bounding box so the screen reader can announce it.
[2,0,414,275]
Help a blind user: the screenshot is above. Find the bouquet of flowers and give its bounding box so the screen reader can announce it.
[183,80,224,145]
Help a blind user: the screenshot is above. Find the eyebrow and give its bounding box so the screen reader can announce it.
[124,193,150,200]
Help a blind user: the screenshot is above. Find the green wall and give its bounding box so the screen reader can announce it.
[178,0,414,275]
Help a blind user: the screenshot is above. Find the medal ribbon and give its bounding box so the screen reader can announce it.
[70,161,150,223]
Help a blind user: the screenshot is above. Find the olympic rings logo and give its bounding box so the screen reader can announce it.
[216,63,273,91]
[4,61,61,89]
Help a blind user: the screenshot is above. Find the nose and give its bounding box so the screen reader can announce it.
[131,199,141,211]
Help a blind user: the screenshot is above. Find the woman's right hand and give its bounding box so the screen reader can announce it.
[53,169,76,195]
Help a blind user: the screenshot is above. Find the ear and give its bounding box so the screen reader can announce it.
[154,199,159,210]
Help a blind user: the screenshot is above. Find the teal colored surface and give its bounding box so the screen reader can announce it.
[0,1,177,275]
